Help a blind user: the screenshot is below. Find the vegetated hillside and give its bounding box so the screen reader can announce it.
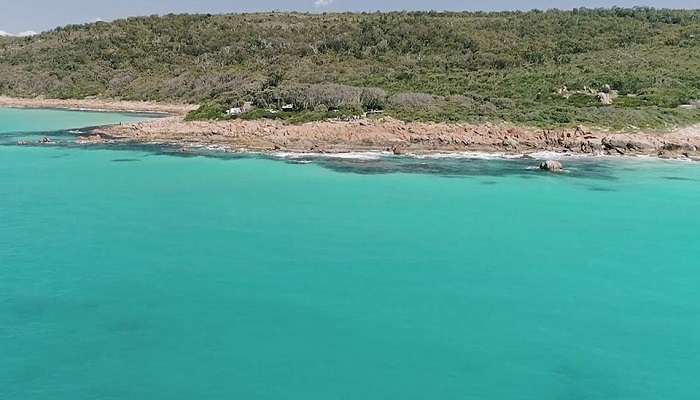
[2,8,700,128]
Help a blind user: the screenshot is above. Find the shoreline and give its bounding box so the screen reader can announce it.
[0,96,196,115]
[2,97,699,160]
[88,115,700,161]
[257,150,697,165]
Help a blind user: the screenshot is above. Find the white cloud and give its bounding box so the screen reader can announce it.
[314,0,335,7]
[0,30,37,37]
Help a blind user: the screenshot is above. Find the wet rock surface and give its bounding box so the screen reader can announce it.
[540,160,564,171]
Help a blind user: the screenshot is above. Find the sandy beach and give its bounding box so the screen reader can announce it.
[0,96,195,115]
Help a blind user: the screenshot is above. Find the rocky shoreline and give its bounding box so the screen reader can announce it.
[3,96,698,160]
[88,115,700,160]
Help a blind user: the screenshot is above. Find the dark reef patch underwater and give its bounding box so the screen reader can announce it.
[2,126,626,180]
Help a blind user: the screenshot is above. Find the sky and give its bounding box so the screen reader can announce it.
[0,0,697,35]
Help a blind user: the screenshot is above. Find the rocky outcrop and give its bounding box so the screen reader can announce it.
[601,134,662,153]
[597,92,614,105]
[597,85,619,105]
[501,137,520,150]
[391,145,407,155]
[539,160,563,172]
[91,116,700,159]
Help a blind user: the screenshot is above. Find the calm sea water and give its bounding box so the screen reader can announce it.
[0,107,155,135]
[2,108,700,399]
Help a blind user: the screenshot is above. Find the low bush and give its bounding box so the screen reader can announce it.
[184,103,225,121]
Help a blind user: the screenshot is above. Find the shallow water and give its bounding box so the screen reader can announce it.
[2,109,700,399]
[0,107,155,136]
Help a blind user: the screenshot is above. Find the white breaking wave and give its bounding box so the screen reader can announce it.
[525,151,608,160]
[408,152,525,160]
[632,154,694,163]
[175,146,697,164]
[272,150,593,161]
[524,151,585,160]
[270,151,390,161]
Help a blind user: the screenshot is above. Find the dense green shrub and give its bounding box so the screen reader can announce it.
[3,9,700,128]
[184,103,225,121]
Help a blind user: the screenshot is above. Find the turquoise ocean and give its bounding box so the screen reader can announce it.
[2,108,700,399]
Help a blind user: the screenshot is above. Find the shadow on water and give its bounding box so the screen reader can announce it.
[662,176,696,182]
[1,128,626,180]
[285,156,620,180]
[111,158,142,163]
[587,186,618,192]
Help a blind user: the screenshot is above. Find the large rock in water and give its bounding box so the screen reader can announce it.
[539,160,563,172]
